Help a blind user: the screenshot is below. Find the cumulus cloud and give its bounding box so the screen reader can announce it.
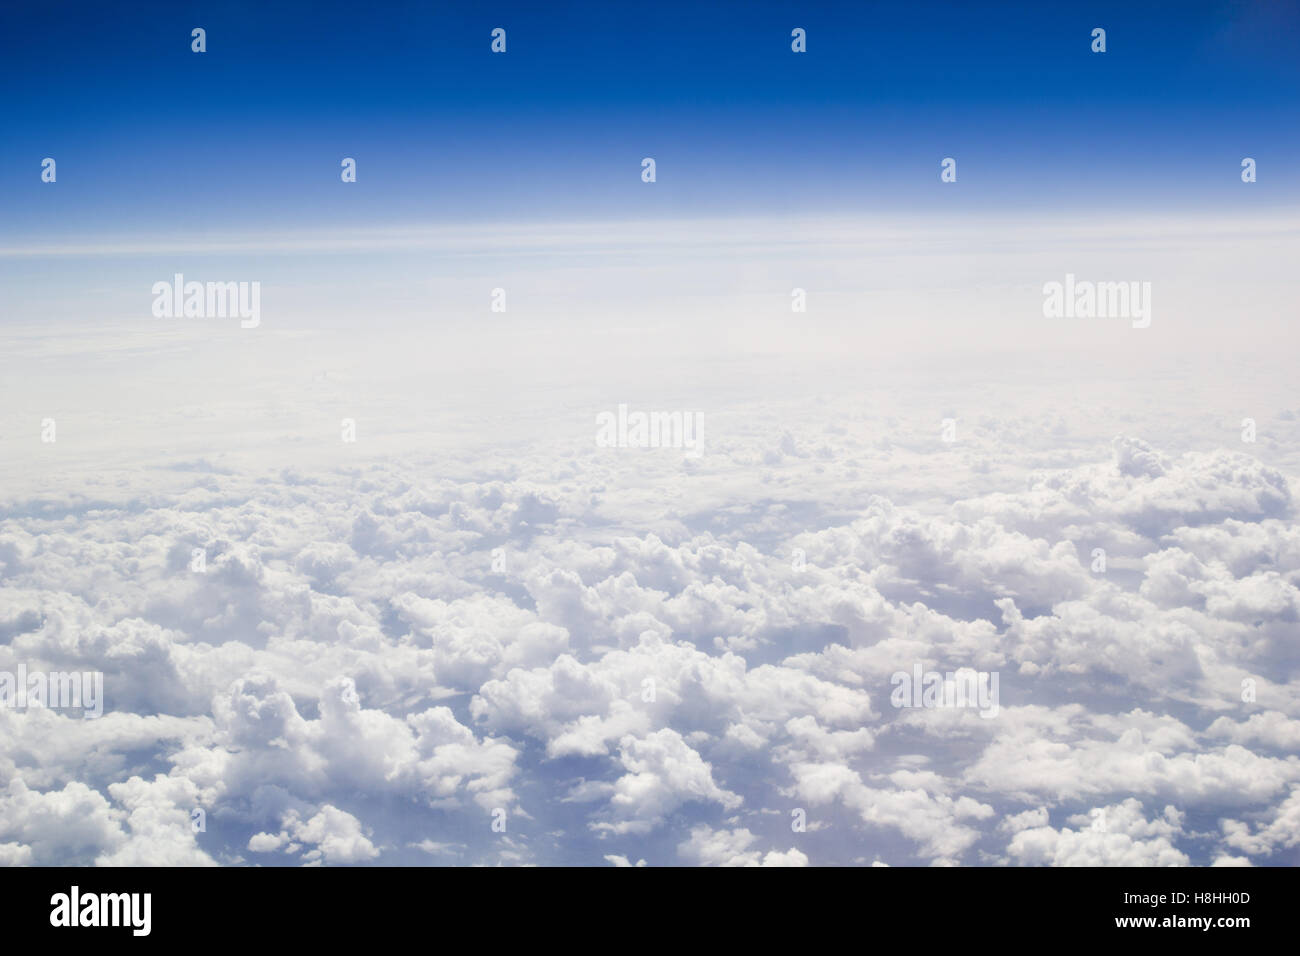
[1006,800,1190,867]
[677,825,808,867]
[1,388,1297,867]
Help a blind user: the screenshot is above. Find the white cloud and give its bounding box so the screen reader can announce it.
[1,339,1297,866]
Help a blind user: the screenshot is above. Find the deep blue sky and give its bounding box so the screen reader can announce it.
[1,0,1297,238]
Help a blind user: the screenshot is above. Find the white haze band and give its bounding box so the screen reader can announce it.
[151,274,260,328]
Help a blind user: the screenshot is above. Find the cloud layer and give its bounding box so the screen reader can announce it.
[3,376,1298,866]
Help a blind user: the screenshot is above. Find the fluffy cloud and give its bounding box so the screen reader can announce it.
[0,412,1296,866]
[1006,800,1190,867]
[677,825,808,866]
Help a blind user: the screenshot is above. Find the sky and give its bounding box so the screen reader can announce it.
[3,0,1297,335]
[1,1,1299,868]
[2,0,1296,340]
[2,0,1297,238]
